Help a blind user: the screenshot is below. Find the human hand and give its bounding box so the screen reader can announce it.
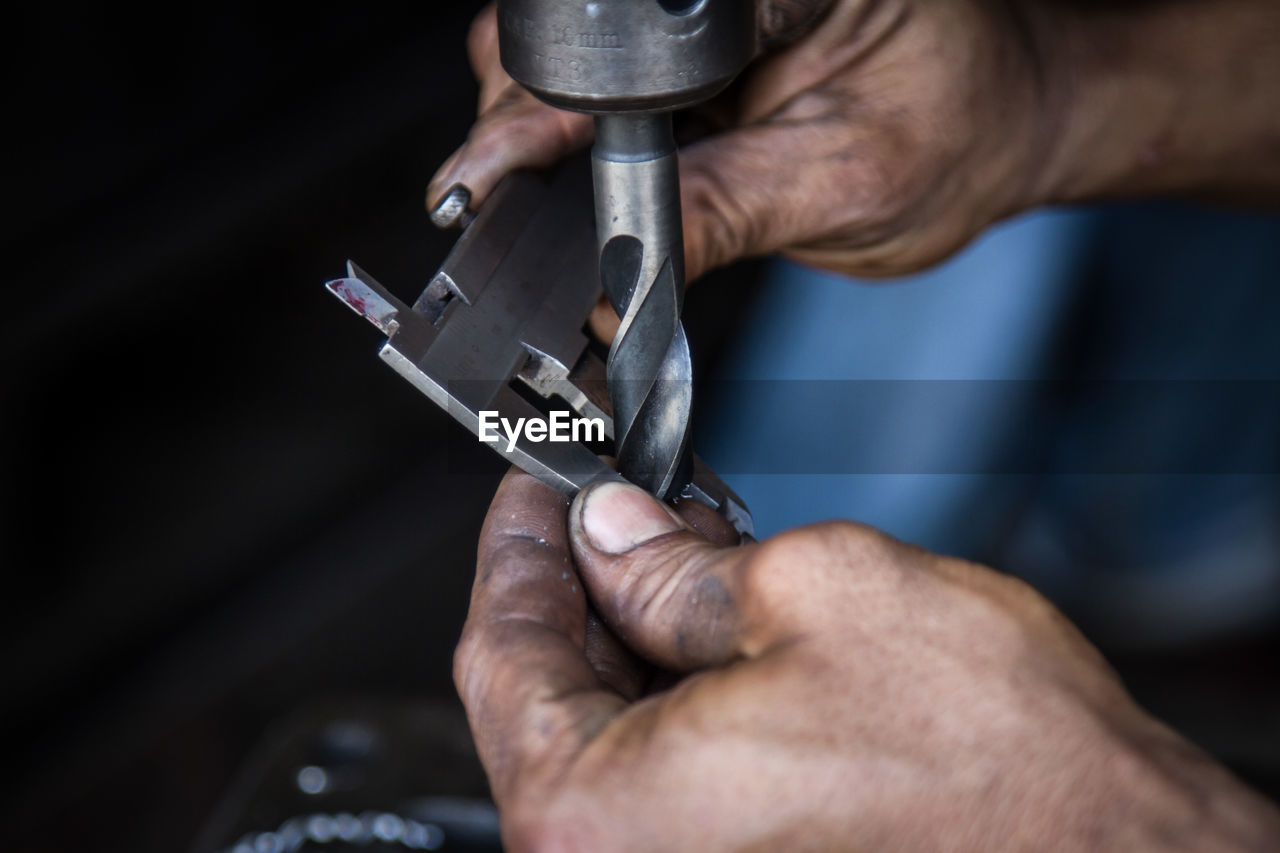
[455,468,1280,851]
[430,0,1280,295]
[429,0,1053,282]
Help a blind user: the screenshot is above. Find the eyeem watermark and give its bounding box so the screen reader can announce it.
[478,410,605,452]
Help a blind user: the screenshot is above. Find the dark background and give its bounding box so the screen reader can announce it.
[3,5,758,851]
[5,4,1278,852]
[5,4,496,850]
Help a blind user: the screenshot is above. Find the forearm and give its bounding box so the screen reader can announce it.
[1028,0,1280,205]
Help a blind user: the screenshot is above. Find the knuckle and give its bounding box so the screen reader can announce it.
[740,521,902,604]
[452,619,535,709]
[682,166,756,271]
[451,625,487,702]
[467,109,515,155]
[744,526,835,589]
[452,630,474,684]
[819,519,902,568]
[486,537,546,576]
[479,537,573,599]
[734,536,798,609]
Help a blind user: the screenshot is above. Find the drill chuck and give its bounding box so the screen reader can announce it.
[495,0,754,114]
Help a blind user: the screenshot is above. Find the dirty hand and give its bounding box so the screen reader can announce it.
[455,469,1280,851]
[430,0,1280,287]
[429,0,1050,281]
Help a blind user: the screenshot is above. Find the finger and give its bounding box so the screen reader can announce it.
[756,0,837,51]
[677,119,829,280]
[587,294,621,344]
[455,468,625,800]
[465,4,508,114]
[639,464,738,700]
[567,481,760,672]
[678,87,914,280]
[428,88,594,211]
[740,0,901,126]
[584,609,649,701]
[672,495,742,548]
[428,3,592,211]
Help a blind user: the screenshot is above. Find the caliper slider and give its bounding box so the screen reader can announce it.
[325,161,752,539]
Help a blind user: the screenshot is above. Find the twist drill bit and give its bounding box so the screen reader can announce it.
[593,114,692,498]
[493,0,754,498]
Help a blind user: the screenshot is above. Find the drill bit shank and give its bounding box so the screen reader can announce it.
[593,113,692,498]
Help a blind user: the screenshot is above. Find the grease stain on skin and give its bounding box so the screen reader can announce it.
[675,574,736,659]
[694,573,734,610]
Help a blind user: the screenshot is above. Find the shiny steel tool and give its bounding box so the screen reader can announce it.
[326,161,753,538]
[494,0,755,499]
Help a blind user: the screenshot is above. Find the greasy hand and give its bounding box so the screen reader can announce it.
[429,0,1055,283]
[456,469,1280,851]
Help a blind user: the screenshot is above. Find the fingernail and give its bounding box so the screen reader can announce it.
[429,184,475,229]
[578,481,682,554]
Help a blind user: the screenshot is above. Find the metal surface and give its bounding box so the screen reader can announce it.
[495,0,755,113]
[495,0,753,502]
[593,113,692,498]
[325,161,753,538]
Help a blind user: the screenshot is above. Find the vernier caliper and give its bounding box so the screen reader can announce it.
[324,159,753,538]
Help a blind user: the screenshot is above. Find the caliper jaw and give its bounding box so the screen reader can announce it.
[325,161,753,539]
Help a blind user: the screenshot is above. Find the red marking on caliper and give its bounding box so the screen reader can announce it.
[333,279,370,316]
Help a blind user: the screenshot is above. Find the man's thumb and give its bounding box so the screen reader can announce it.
[568,481,748,671]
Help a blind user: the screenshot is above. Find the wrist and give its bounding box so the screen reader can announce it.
[1016,0,1280,208]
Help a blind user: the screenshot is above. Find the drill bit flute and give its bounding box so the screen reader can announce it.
[496,0,754,499]
[593,112,691,497]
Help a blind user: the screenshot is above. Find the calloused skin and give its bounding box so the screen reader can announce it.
[458,470,1280,851]
[443,0,1280,848]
